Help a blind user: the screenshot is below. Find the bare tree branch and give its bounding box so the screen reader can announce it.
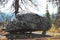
[21,0,29,10]
[29,0,37,6]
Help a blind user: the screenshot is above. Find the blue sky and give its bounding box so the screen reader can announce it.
[0,12,15,22]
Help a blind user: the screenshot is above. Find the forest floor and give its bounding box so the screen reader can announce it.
[3,31,60,40]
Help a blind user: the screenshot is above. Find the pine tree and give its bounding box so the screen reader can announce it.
[46,10,50,20]
[45,4,51,21]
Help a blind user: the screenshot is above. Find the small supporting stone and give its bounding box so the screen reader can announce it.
[42,31,46,36]
[30,31,32,34]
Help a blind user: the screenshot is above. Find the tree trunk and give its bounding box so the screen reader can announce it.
[15,0,19,15]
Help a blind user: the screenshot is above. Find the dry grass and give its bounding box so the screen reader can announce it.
[48,24,60,33]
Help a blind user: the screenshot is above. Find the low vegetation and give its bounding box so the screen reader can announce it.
[48,24,60,33]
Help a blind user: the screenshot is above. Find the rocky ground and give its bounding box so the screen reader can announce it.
[1,31,60,40]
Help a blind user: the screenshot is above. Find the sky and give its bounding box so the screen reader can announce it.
[29,0,58,15]
[0,0,58,15]
[0,0,58,22]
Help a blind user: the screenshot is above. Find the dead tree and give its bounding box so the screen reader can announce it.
[15,0,19,15]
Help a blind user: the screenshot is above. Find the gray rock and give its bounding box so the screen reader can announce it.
[5,13,52,35]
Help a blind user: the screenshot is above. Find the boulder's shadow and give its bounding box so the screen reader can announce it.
[5,33,52,39]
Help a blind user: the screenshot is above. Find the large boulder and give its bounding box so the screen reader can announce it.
[5,13,52,35]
